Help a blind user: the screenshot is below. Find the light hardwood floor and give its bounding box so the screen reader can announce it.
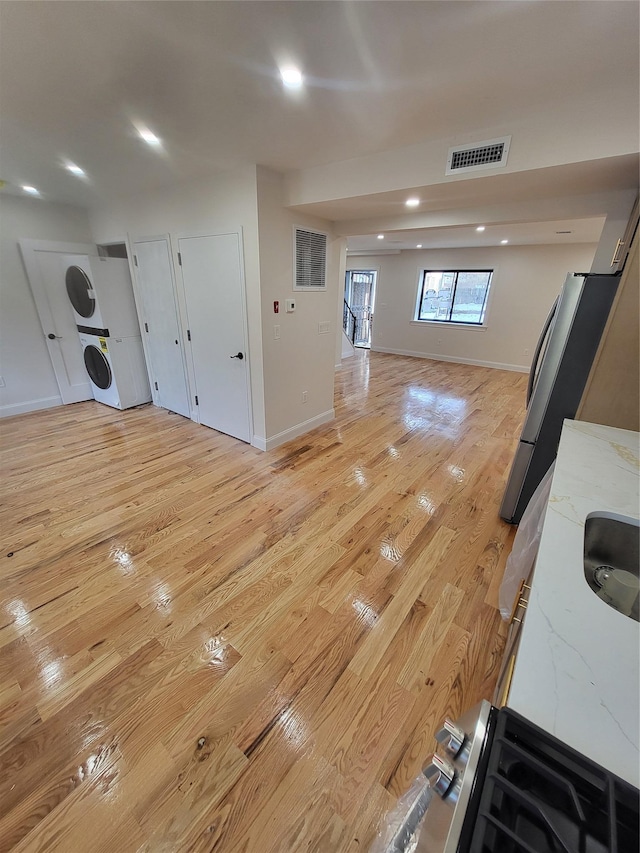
[0,351,526,852]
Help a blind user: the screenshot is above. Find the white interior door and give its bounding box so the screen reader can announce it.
[132,237,190,418]
[177,232,251,443]
[19,239,95,404]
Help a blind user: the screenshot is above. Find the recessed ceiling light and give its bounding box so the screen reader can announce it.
[405,197,420,208]
[22,185,40,195]
[501,239,509,244]
[65,163,86,177]
[416,244,423,248]
[377,234,384,240]
[280,66,303,89]
[476,225,485,232]
[138,126,161,147]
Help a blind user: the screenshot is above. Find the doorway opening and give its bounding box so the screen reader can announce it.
[344,269,376,348]
[97,242,128,259]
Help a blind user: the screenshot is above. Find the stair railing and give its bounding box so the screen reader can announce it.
[343,300,356,345]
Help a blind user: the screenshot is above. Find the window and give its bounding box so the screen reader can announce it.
[415,269,492,325]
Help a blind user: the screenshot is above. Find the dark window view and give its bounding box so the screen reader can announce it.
[416,270,492,325]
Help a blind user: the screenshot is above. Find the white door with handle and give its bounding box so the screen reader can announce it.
[132,237,190,418]
[19,239,95,404]
[177,232,251,443]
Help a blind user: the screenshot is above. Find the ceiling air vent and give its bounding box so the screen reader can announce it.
[293,227,327,291]
[446,136,511,175]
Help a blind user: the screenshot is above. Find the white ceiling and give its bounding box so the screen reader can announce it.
[325,156,633,251]
[291,157,640,223]
[346,217,607,254]
[0,1,638,248]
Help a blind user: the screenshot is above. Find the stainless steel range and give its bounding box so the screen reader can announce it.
[379,702,639,853]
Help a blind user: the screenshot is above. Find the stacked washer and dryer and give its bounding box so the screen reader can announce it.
[64,254,151,410]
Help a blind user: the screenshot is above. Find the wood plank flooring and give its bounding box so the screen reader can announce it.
[0,351,525,852]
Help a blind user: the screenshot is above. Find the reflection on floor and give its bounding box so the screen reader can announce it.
[0,350,526,852]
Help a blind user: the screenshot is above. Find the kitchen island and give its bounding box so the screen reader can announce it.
[507,419,640,788]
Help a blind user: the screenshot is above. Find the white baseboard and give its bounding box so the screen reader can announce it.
[0,395,63,418]
[371,346,529,373]
[253,408,335,452]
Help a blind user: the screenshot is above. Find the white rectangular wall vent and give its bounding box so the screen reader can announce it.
[293,227,327,291]
[446,136,511,175]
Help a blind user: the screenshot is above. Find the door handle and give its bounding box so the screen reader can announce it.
[610,238,625,267]
[230,352,244,360]
[47,333,62,340]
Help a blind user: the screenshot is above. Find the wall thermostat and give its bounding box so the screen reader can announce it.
[286,299,296,313]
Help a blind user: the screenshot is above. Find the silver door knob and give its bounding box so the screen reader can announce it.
[424,754,455,798]
[435,719,465,758]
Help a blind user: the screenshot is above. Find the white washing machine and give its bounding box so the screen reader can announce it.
[64,255,141,337]
[79,332,151,410]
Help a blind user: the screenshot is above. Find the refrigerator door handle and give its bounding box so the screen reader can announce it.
[527,297,558,406]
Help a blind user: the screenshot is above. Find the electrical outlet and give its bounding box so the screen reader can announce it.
[274,325,281,340]
[302,391,308,403]
[524,347,530,356]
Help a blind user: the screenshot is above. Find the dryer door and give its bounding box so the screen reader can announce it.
[84,345,112,389]
[66,265,96,319]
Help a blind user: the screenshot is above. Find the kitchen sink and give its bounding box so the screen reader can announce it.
[584,512,640,622]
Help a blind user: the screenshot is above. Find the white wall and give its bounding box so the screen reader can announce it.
[0,194,92,416]
[286,90,638,207]
[335,240,348,367]
[90,165,344,449]
[256,166,341,447]
[348,243,598,371]
[89,166,266,441]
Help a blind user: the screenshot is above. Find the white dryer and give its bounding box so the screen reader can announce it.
[79,332,151,410]
[64,255,141,337]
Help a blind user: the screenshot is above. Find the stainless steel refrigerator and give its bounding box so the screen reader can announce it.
[500,272,620,524]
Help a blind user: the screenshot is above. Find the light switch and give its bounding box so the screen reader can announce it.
[318,321,330,334]
[274,325,281,340]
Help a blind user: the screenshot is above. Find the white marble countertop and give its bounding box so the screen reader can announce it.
[507,419,640,788]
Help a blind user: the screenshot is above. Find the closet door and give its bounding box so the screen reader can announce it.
[132,237,190,418]
[177,232,251,443]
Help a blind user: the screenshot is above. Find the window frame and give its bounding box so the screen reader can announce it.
[413,268,493,328]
